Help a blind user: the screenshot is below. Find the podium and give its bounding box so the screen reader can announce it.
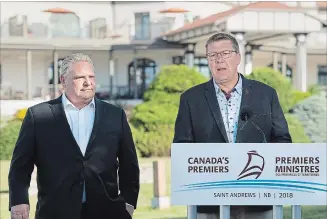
[171,143,327,219]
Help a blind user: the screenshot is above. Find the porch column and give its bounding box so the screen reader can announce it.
[133,48,138,99]
[53,50,59,98]
[244,44,253,75]
[0,63,2,86]
[281,53,287,77]
[185,43,195,68]
[26,50,32,100]
[273,51,279,72]
[295,33,308,92]
[109,49,115,99]
[234,32,246,74]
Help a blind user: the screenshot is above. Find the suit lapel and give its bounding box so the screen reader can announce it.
[85,98,103,155]
[49,96,83,157]
[236,75,253,142]
[204,79,229,142]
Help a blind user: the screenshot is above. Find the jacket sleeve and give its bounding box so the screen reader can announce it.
[270,89,292,143]
[8,108,36,210]
[173,93,195,143]
[118,109,140,209]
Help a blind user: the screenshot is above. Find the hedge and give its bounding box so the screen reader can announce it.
[0,119,22,160]
[290,91,327,143]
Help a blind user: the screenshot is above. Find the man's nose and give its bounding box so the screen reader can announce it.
[84,77,92,86]
[215,57,225,63]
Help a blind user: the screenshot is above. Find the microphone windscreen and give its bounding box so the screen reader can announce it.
[240,106,253,121]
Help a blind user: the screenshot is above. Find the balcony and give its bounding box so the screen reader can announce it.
[128,21,173,43]
[1,14,120,41]
[1,13,187,46]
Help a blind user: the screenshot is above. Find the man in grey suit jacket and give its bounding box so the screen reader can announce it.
[173,32,292,219]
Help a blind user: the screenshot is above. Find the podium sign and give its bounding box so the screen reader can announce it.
[171,143,327,206]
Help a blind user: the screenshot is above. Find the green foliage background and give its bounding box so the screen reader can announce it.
[0,119,22,160]
[129,65,208,157]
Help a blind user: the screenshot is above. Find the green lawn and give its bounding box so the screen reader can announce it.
[1,159,326,219]
[0,158,187,219]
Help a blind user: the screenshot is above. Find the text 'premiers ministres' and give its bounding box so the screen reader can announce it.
[275,156,320,176]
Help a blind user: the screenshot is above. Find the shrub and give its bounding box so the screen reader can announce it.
[292,84,323,105]
[0,119,22,160]
[15,108,28,120]
[285,114,311,143]
[143,65,208,103]
[131,124,174,157]
[292,90,311,105]
[246,67,310,112]
[130,65,208,157]
[246,67,313,143]
[308,84,323,95]
[289,91,327,143]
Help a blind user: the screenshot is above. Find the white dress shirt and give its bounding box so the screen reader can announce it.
[61,94,134,212]
[62,93,95,202]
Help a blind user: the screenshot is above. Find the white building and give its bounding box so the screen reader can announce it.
[0,1,326,104]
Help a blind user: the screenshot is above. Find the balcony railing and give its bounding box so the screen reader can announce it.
[129,21,173,42]
[1,17,175,43]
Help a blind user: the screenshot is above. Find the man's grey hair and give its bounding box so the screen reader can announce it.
[205,32,240,53]
[60,53,95,77]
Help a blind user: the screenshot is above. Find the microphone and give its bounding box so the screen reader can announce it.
[240,106,253,122]
[240,106,267,143]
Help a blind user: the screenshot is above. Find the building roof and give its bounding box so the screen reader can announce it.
[317,1,327,9]
[42,7,75,14]
[159,8,189,13]
[111,38,184,51]
[247,1,293,9]
[163,1,296,36]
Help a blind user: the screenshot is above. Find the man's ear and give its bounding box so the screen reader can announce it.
[60,75,66,87]
[236,53,241,65]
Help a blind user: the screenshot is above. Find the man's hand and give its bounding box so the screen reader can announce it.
[11,204,29,219]
[125,203,134,217]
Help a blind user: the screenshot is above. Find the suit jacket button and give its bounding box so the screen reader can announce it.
[83,161,87,165]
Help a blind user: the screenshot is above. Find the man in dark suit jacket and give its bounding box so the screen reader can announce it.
[8,53,140,219]
[173,33,292,219]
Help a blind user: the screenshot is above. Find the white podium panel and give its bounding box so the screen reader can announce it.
[171,143,327,206]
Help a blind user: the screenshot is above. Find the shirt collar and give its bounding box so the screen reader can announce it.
[213,73,243,95]
[62,93,95,110]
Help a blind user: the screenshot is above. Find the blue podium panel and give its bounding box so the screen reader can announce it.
[171,143,327,206]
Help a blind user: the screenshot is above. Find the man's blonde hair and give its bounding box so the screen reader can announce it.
[60,53,95,77]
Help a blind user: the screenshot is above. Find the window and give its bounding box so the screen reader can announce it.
[127,58,157,98]
[172,56,185,65]
[49,13,81,38]
[194,57,210,78]
[172,56,211,78]
[318,65,327,85]
[48,58,64,84]
[134,12,150,40]
[267,62,293,79]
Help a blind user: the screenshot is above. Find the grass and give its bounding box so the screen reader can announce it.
[0,116,13,129]
[0,158,187,219]
[1,158,326,219]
